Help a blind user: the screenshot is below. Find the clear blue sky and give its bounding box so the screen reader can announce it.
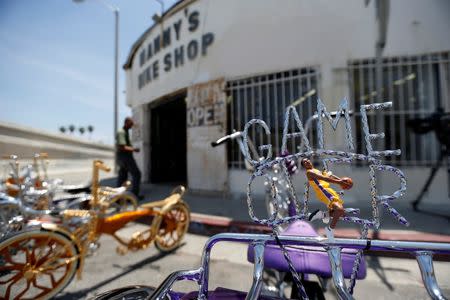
[0,0,178,145]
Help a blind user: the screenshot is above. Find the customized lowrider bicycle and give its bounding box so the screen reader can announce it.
[92,99,449,300]
[0,160,190,300]
[0,157,138,238]
[2,153,89,199]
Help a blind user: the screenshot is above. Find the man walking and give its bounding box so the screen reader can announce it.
[116,117,142,199]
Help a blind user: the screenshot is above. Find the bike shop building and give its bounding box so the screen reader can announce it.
[124,0,450,205]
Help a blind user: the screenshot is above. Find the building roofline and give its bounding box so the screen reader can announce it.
[123,0,198,70]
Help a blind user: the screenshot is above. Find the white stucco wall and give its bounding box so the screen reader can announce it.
[124,0,450,195]
[126,0,450,108]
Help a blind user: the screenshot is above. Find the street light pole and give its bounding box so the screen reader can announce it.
[154,0,164,15]
[73,0,120,172]
[113,8,119,173]
[152,0,165,49]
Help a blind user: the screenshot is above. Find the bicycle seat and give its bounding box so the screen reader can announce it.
[61,183,91,194]
[98,186,128,194]
[181,287,280,300]
[247,220,366,279]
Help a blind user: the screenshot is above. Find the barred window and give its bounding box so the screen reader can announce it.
[226,67,320,169]
[348,52,450,166]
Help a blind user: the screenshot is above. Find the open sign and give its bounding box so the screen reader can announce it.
[186,103,225,127]
[186,80,226,128]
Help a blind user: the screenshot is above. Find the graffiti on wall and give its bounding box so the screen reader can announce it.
[186,79,226,128]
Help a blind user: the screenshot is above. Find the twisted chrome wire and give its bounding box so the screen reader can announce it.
[272,228,309,300]
[348,224,369,294]
[281,106,311,154]
[281,159,300,214]
[368,164,380,229]
[242,100,410,296]
[302,182,310,216]
[316,98,354,170]
[246,151,408,228]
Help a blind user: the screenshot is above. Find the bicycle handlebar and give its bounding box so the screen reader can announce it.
[23,206,57,217]
[2,154,18,160]
[211,131,242,147]
[3,153,50,160]
[1,196,59,218]
[34,152,49,159]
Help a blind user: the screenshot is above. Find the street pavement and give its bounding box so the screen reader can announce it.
[26,161,450,299]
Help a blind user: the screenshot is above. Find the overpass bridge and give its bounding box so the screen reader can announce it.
[0,121,114,184]
[0,121,113,159]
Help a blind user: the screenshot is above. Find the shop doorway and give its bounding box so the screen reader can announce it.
[150,94,187,183]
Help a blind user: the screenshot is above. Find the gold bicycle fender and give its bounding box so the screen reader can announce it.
[140,194,182,210]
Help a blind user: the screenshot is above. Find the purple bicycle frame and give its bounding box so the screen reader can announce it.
[150,232,450,300]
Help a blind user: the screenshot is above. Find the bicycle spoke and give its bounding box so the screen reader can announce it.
[32,277,52,293]
[24,247,32,265]
[47,272,57,287]
[0,264,24,272]
[35,239,55,263]
[0,270,21,284]
[35,247,53,267]
[13,279,31,300]
[39,256,77,272]
[4,273,23,299]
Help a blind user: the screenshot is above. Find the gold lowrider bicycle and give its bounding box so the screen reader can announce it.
[0,160,190,300]
[1,156,139,238]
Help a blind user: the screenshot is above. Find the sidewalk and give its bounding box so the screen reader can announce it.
[102,177,450,244]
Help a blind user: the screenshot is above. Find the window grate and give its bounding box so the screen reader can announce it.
[348,51,450,166]
[226,67,321,169]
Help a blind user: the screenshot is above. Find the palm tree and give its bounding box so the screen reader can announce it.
[79,127,85,135]
[59,126,66,134]
[69,125,75,134]
[87,125,94,139]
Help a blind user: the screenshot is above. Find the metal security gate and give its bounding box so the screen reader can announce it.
[226,67,321,169]
[348,51,450,166]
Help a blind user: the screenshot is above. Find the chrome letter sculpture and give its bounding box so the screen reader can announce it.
[243,99,409,295]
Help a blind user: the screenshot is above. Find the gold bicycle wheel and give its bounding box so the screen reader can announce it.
[155,202,190,253]
[0,229,79,300]
[103,192,138,215]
